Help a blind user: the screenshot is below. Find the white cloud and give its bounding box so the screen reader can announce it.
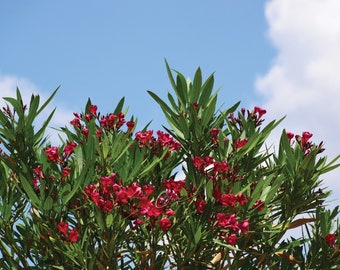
[256,0,340,206]
[0,73,73,145]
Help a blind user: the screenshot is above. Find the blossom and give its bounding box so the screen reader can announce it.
[286,132,294,143]
[89,105,98,116]
[64,141,77,157]
[192,156,205,171]
[57,222,68,234]
[165,209,176,216]
[62,167,71,179]
[301,131,313,147]
[135,130,154,146]
[33,165,44,179]
[45,146,60,162]
[220,194,237,207]
[68,229,79,243]
[235,138,248,149]
[70,116,81,129]
[158,217,172,232]
[126,121,135,131]
[226,233,237,245]
[194,199,206,214]
[325,233,336,246]
[253,199,265,211]
[254,106,266,119]
[140,197,163,218]
[192,102,199,109]
[239,220,249,233]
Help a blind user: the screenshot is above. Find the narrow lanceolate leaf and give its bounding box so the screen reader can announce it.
[36,86,59,115]
[26,94,40,127]
[198,73,214,107]
[147,91,177,118]
[113,97,125,115]
[191,67,202,102]
[165,58,177,91]
[174,70,188,107]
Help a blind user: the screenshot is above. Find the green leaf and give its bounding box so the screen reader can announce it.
[44,196,53,211]
[165,59,177,91]
[106,213,114,227]
[191,67,202,102]
[206,179,214,199]
[198,73,214,107]
[113,97,125,115]
[36,86,59,116]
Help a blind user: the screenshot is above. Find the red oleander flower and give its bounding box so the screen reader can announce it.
[96,129,102,139]
[220,194,237,207]
[64,141,77,157]
[225,233,237,245]
[140,197,163,218]
[45,146,60,162]
[117,112,126,128]
[192,102,199,109]
[210,128,220,137]
[213,160,230,174]
[62,167,71,179]
[33,165,44,179]
[143,185,155,197]
[102,200,113,212]
[165,209,176,216]
[301,131,313,147]
[89,105,98,116]
[286,131,294,142]
[254,106,266,119]
[126,121,135,131]
[158,217,172,232]
[85,114,92,122]
[253,199,265,211]
[236,193,248,205]
[194,199,206,214]
[57,222,68,234]
[70,117,81,128]
[235,138,248,149]
[325,233,336,246]
[68,229,79,243]
[239,220,249,233]
[192,156,205,171]
[216,213,238,230]
[135,130,154,146]
[82,128,89,139]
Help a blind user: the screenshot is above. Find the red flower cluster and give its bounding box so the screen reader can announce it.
[192,156,229,179]
[99,112,126,131]
[228,106,267,131]
[325,233,336,246]
[216,213,249,245]
[34,142,77,191]
[44,141,77,163]
[57,221,79,243]
[84,174,185,233]
[210,128,220,146]
[286,131,324,156]
[70,105,135,140]
[191,155,255,245]
[135,130,181,157]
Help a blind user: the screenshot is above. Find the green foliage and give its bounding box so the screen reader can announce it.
[0,63,340,269]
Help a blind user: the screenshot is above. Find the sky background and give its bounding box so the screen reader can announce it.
[1,1,340,207]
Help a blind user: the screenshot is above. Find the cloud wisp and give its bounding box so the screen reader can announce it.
[256,0,340,205]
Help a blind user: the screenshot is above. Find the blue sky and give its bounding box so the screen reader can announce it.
[0,1,273,128]
[1,1,340,206]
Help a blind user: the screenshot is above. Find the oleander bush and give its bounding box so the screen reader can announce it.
[1,61,340,269]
